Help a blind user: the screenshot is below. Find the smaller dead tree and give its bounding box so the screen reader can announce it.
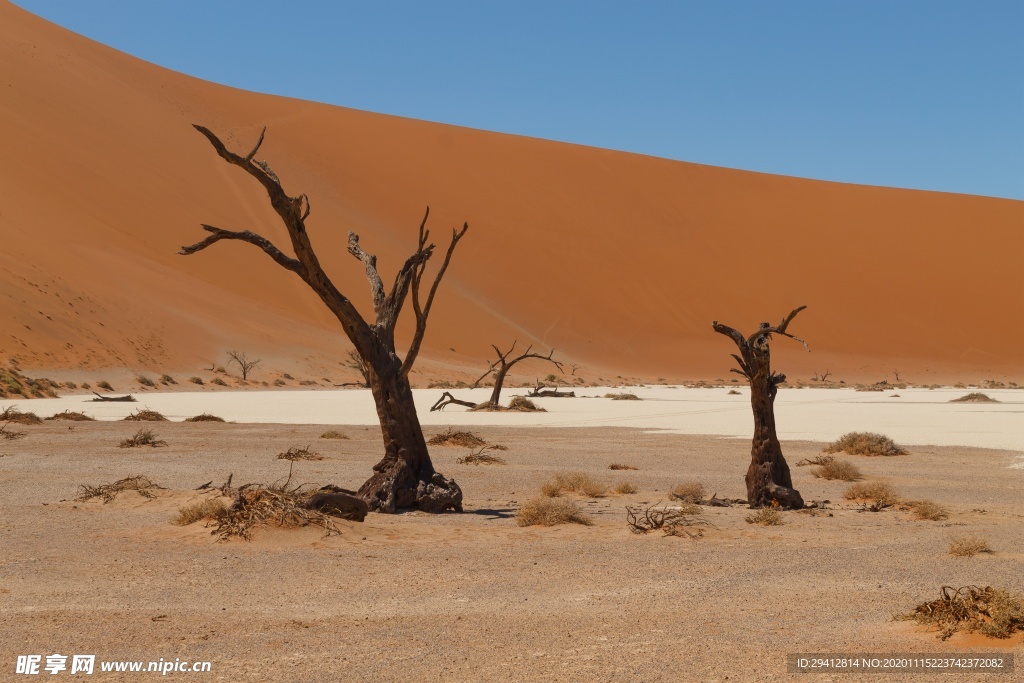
[713,306,810,509]
[473,341,562,408]
[341,349,370,388]
[227,350,261,380]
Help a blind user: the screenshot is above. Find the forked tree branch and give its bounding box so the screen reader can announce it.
[180,225,305,276]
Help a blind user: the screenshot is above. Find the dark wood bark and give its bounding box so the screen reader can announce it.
[712,307,809,509]
[471,341,562,408]
[180,125,466,513]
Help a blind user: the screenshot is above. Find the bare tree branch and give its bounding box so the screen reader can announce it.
[346,232,385,315]
[180,225,305,276]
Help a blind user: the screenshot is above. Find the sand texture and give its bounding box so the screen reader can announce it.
[0,1,1022,386]
[1,420,1021,682]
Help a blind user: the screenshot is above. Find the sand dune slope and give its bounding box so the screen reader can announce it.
[1,1,1021,384]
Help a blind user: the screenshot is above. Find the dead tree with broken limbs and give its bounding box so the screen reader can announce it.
[181,125,468,513]
[432,341,562,411]
[712,306,809,509]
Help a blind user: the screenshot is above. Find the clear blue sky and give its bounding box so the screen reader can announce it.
[15,0,1024,200]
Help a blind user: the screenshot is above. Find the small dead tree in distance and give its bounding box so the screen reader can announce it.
[712,306,809,509]
[180,125,467,513]
[226,350,261,380]
[474,341,562,407]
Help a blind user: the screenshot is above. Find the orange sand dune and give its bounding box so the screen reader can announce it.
[1,1,1021,386]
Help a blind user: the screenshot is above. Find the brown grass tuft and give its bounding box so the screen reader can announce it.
[898,585,1023,640]
[319,430,349,440]
[844,481,901,507]
[824,432,907,456]
[184,413,226,422]
[188,376,204,385]
[669,481,705,503]
[211,378,228,386]
[78,475,163,503]
[909,499,949,521]
[948,535,993,557]
[949,392,999,403]
[608,463,638,470]
[0,406,43,425]
[613,481,638,494]
[45,410,95,422]
[745,508,783,526]
[277,446,323,461]
[96,381,114,391]
[119,429,167,448]
[542,471,607,498]
[508,396,545,412]
[516,497,593,527]
[604,392,641,400]
[123,408,168,422]
[173,498,229,525]
[428,428,486,447]
[812,459,863,481]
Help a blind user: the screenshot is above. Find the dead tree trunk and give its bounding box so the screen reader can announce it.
[472,341,562,408]
[181,125,467,513]
[712,306,809,510]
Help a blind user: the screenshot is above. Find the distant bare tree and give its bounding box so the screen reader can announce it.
[181,125,468,513]
[226,350,261,380]
[713,306,810,509]
[343,349,370,388]
[432,341,562,411]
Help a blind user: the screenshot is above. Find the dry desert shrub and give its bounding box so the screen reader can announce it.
[78,475,163,503]
[627,502,708,537]
[516,498,593,527]
[123,408,168,422]
[278,446,323,461]
[137,375,156,387]
[508,396,545,412]
[898,585,1023,640]
[669,481,705,503]
[119,429,167,448]
[608,463,638,471]
[812,459,863,481]
[319,430,349,440]
[213,486,339,540]
[173,498,229,525]
[45,410,95,421]
[604,392,641,401]
[796,454,834,467]
[184,413,226,422]
[745,508,783,526]
[0,406,43,425]
[844,481,901,507]
[948,535,993,557]
[0,422,26,440]
[824,432,907,456]
[96,380,114,391]
[428,428,486,447]
[544,471,607,498]
[188,376,204,385]
[909,499,949,521]
[160,374,177,385]
[211,378,228,386]
[949,392,999,403]
[727,389,741,395]
[613,481,638,494]
[456,445,506,465]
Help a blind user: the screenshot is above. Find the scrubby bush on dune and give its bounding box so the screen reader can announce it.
[173,498,229,525]
[541,471,607,498]
[948,535,992,557]
[812,459,862,481]
[909,499,949,521]
[843,481,901,507]
[669,481,705,503]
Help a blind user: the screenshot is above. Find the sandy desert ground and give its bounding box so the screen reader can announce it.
[1,391,1021,681]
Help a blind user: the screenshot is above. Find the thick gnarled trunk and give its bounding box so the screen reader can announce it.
[357,358,462,513]
[713,307,809,510]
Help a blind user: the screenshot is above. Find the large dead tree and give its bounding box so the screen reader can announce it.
[712,306,809,509]
[181,125,467,513]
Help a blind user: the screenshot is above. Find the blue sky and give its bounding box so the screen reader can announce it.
[15,1,1024,200]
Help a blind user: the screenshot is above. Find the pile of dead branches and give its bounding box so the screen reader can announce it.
[123,408,169,422]
[0,406,42,425]
[277,445,324,461]
[45,410,95,421]
[898,585,1024,640]
[456,445,506,465]
[77,475,164,503]
[428,428,486,447]
[626,502,712,538]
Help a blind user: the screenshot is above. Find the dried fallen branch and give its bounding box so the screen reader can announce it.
[898,585,1024,640]
[89,392,136,402]
[456,445,506,465]
[626,502,712,538]
[77,475,164,503]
